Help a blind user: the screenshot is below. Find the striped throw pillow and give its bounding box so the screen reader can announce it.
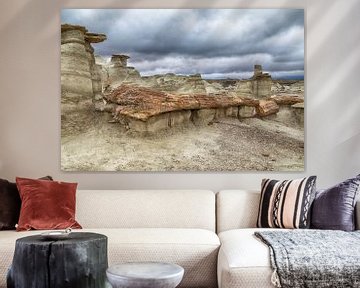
[257,176,317,229]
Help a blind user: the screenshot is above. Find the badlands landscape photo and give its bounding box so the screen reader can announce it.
[61,9,304,171]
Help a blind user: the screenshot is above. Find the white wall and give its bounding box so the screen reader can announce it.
[0,0,359,190]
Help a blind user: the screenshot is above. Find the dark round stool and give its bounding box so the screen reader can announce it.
[7,232,108,288]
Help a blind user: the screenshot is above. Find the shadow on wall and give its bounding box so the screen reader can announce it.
[305,0,360,178]
[309,0,360,106]
[0,1,69,35]
[307,0,360,153]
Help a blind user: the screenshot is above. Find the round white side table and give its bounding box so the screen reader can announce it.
[106,262,184,288]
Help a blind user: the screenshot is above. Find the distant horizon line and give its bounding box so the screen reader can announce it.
[95,55,304,81]
[139,73,305,81]
[202,75,304,81]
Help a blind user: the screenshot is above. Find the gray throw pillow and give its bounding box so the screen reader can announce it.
[311,174,360,231]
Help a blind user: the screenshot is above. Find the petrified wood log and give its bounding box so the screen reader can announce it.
[107,84,259,121]
[7,232,108,288]
[268,95,304,105]
[256,100,279,117]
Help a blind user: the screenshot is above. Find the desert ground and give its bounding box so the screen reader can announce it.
[61,114,304,172]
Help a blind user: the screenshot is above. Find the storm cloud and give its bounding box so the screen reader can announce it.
[61,9,304,79]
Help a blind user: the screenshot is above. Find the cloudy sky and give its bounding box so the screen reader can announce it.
[61,9,304,80]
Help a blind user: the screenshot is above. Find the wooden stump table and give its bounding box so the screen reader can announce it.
[7,232,108,288]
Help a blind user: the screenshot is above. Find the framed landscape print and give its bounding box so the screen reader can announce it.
[61,9,304,171]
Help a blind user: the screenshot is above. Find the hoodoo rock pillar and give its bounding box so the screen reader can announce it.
[85,33,107,99]
[107,54,141,86]
[61,24,106,136]
[251,64,272,98]
[61,24,93,102]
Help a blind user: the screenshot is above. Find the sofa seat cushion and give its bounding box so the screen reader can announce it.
[218,228,281,288]
[102,228,220,288]
[0,228,219,288]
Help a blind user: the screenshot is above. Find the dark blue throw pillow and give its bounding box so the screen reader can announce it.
[311,174,360,231]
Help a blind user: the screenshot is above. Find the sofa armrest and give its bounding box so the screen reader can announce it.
[356,200,360,230]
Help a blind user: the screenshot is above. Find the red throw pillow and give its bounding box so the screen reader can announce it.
[0,176,53,230]
[16,177,82,231]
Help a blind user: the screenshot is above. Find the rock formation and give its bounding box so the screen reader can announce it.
[268,95,304,105]
[234,80,253,95]
[61,24,106,134]
[85,33,107,100]
[61,24,92,102]
[200,65,271,98]
[61,23,304,134]
[141,73,207,95]
[271,80,304,94]
[99,84,305,133]
[253,64,263,77]
[112,54,129,67]
[105,84,258,121]
[292,102,304,126]
[105,54,141,87]
[265,95,305,127]
[100,83,304,133]
[61,24,106,103]
[250,64,272,98]
[256,100,279,117]
[238,106,257,118]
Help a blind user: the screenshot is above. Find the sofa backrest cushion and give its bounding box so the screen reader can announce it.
[217,190,360,233]
[76,190,216,231]
[216,190,260,233]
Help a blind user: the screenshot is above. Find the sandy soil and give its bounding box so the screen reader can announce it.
[61,114,304,172]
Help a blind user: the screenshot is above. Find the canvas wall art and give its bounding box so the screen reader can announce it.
[61,9,304,171]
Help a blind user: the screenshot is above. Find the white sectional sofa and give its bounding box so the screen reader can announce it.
[1,189,359,288]
[216,190,273,288]
[216,190,360,288]
[0,190,219,288]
